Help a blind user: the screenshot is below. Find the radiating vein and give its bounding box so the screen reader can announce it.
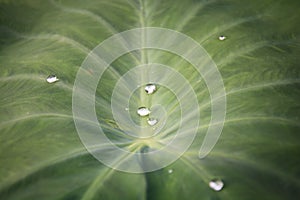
[0,74,74,91]
[49,0,142,66]
[200,15,263,44]
[49,0,118,35]
[80,145,140,200]
[175,4,202,32]
[204,152,300,187]
[199,79,300,110]
[199,116,300,129]
[217,39,296,67]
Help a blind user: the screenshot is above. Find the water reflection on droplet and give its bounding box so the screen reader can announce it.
[218,35,226,41]
[147,118,158,126]
[145,84,156,94]
[209,179,224,191]
[125,107,129,111]
[168,169,173,174]
[46,75,59,83]
[137,107,150,117]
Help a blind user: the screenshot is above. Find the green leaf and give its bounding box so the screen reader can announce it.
[1,0,300,199]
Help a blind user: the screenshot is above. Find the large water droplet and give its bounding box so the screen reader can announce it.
[147,118,158,126]
[137,107,150,117]
[218,35,226,41]
[46,75,59,83]
[145,84,156,94]
[209,179,224,191]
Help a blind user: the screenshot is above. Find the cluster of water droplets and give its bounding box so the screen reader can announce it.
[138,83,226,191]
[136,84,159,127]
[51,68,225,190]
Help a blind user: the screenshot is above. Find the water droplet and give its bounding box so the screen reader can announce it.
[147,118,158,126]
[137,107,150,117]
[46,75,59,83]
[209,179,224,191]
[125,107,129,111]
[168,169,173,174]
[218,35,226,41]
[145,84,156,94]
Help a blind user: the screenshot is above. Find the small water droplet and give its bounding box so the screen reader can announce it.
[168,169,173,174]
[218,35,226,41]
[147,118,158,126]
[209,179,224,191]
[46,75,59,83]
[145,84,156,94]
[137,107,150,117]
[125,107,129,111]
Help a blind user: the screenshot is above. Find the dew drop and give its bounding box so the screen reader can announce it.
[209,179,224,191]
[218,35,226,41]
[168,169,173,174]
[125,107,129,111]
[145,84,156,94]
[147,118,158,126]
[46,75,59,83]
[137,107,150,117]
